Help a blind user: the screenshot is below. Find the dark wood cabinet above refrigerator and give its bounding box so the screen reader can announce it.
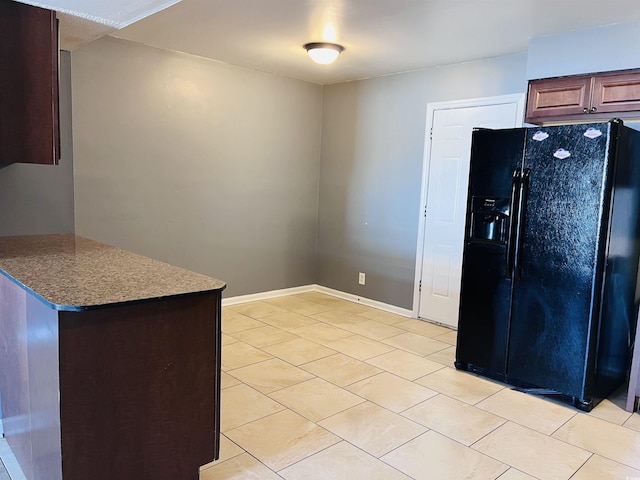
[526,69,640,125]
[0,0,59,166]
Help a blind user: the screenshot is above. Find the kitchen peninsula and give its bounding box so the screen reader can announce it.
[0,234,226,480]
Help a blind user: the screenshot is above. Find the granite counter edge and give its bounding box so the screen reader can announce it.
[0,269,227,312]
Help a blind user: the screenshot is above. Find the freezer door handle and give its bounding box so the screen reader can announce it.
[514,168,531,280]
[506,169,521,278]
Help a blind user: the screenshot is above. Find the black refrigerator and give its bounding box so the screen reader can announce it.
[455,119,640,411]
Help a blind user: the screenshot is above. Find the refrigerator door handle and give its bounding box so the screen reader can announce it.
[514,168,531,280]
[506,169,521,279]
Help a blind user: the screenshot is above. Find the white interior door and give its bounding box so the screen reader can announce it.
[415,95,524,328]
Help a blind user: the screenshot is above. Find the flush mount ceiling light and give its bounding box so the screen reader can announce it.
[303,42,344,65]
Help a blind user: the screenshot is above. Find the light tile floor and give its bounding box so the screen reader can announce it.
[201,292,640,480]
[2,292,639,480]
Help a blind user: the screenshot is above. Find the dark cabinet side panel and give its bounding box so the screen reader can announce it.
[59,293,221,480]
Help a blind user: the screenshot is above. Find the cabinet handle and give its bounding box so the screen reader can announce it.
[590,107,597,113]
[583,107,589,113]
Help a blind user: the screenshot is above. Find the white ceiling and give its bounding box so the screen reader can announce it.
[18,0,640,84]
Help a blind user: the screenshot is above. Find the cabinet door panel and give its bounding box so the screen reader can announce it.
[592,71,640,114]
[0,1,58,165]
[525,75,592,123]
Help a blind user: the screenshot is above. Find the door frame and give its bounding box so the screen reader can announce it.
[412,94,525,320]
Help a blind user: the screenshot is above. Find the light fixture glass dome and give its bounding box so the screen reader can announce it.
[303,42,344,65]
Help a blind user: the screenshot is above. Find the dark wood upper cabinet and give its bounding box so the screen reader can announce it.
[592,70,640,114]
[0,0,59,166]
[526,75,592,122]
[526,69,640,125]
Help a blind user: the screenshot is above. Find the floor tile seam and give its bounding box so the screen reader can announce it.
[421,423,524,475]
[232,332,339,365]
[498,467,541,480]
[463,398,543,431]
[378,428,489,473]
[268,396,369,424]
[297,366,384,389]
[318,342,402,364]
[402,364,448,382]
[342,382,438,416]
[262,342,340,364]
[245,451,287,479]
[327,416,429,461]
[401,413,509,449]
[470,384,511,408]
[363,345,446,365]
[226,330,310,349]
[238,309,320,323]
[199,438,246,473]
[223,405,299,439]
[232,374,318,396]
[221,325,268,336]
[356,313,408,326]
[311,319,382,337]
[262,373,353,399]
[586,407,640,429]
[287,437,421,479]
[622,414,640,432]
[228,306,315,320]
[330,385,396,413]
[292,356,383,386]
[288,321,356,339]
[513,407,582,438]
[220,382,289,431]
[553,439,640,474]
[566,453,597,480]
[243,423,344,473]
[396,391,510,429]
[411,365,463,389]
[226,362,322,395]
[377,429,517,478]
[221,356,275,372]
[228,378,370,437]
[380,333,428,350]
[468,419,596,464]
[270,440,344,475]
[317,398,427,437]
[380,336,452,357]
[393,325,456,339]
[588,410,634,427]
[397,328,453,340]
[539,408,580,438]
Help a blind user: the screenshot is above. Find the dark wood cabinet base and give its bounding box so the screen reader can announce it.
[0,274,222,480]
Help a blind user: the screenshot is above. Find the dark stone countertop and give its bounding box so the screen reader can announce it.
[0,234,226,311]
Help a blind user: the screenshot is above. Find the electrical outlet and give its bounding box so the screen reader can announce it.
[358,272,366,285]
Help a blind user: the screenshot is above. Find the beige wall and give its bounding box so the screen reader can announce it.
[72,37,323,297]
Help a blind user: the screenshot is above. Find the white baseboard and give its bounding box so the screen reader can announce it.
[222,285,317,306]
[313,285,414,318]
[223,284,414,318]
